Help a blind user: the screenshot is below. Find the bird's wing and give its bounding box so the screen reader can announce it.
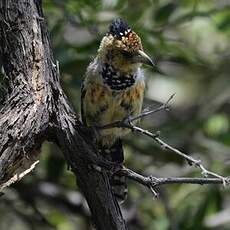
[80,58,101,126]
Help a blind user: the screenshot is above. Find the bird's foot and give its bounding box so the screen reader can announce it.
[111,162,123,177]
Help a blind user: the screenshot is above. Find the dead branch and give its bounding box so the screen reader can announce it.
[99,96,229,188]
[118,167,230,197]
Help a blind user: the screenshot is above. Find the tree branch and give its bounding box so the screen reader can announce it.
[99,96,229,188]
[119,167,230,197]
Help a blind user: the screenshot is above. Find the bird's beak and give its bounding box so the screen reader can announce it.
[133,50,155,67]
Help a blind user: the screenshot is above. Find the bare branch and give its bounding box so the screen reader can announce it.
[129,93,175,123]
[98,95,229,186]
[0,161,39,191]
[118,167,230,197]
[99,94,175,130]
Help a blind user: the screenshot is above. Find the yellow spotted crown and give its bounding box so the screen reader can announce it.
[106,18,143,52]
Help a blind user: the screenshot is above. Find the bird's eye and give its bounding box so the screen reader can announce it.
[121,50,133,58]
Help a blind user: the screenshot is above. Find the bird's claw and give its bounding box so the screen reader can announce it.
[111,163,123,176]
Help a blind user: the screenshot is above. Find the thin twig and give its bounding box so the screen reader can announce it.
[98,95,229,186]
[99,94,175,130]
[118,167,230,196]
[128,126,229,186]
[129,93,175,123]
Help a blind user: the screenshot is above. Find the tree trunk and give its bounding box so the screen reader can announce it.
[0,0,127,229]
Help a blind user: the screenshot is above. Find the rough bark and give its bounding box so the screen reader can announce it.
[0,1,127,229]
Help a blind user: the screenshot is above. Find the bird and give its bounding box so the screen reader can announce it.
[81,18,154,202]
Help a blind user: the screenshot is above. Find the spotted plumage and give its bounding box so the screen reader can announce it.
[81,18,154,202]
[102,63,136,90]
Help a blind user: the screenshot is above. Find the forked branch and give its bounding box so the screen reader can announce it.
[119,167,230,197]
[99,95,229,193]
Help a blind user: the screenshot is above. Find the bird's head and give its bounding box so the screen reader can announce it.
[98,18,154,74]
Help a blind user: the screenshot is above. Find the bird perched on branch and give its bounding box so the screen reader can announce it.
[81,18,154,202]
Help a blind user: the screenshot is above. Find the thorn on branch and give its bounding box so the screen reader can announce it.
[149,186,159,199]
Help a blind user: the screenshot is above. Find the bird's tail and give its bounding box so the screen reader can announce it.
[100,139,128,203]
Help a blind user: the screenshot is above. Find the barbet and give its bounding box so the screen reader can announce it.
[81,18,154,202]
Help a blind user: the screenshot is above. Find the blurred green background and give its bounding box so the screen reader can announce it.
[1,0,230,229]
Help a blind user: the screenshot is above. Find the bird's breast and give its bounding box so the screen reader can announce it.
[83,78,145,145]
